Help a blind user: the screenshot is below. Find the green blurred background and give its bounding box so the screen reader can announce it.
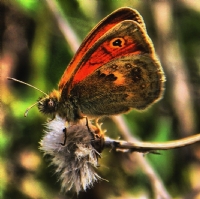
[1,0,200,198]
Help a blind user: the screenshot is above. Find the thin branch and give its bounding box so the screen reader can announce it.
[104,133,200,152]
[45,0,80,53]
[152,1,196,136]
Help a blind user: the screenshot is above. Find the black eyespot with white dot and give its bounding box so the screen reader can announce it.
[111,64,118,70]
[113,39,122,47]
[125,63,132,69]
[110,38,125,48]
[131,67,142,82]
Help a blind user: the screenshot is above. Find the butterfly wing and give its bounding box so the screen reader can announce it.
[66,20,164,117]
[58,7,146,91]
[70,55,163,117]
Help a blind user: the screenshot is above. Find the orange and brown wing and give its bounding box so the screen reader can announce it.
[60,19,156,98]
[58,7,146,92]
[68,21,164,117]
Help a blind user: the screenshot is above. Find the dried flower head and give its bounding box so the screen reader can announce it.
[39,115,104,194]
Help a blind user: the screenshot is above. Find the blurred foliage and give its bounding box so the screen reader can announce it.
[2,0,200,199]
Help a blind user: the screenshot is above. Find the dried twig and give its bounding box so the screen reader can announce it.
[105,124,200,152]
[152,1,196,136]
[46,0,80,52]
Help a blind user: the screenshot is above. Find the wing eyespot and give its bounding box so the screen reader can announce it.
[110,38,125,48]
[111,64,118,70]
[125,63,132,69]
[131,67,142,82]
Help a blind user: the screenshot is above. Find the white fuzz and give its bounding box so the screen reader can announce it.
[39,115,102,194]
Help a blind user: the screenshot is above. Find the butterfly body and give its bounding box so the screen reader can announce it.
[38,7,165,122]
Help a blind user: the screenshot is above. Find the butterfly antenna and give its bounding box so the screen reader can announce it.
[7,77,48,117]
[24,98,47,117]
[7,77,48,96]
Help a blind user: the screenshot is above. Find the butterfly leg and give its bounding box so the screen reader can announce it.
[85,117,97,145]
[85,117,92,133]
[59,128,67,146]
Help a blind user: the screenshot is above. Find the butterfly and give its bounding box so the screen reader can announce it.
[36,7,165,122]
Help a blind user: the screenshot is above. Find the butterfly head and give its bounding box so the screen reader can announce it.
[37,90,60,116]
[37,89,79,122]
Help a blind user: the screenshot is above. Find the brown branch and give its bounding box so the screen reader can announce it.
[45,0,80,53]
[152,1,196,136]
[104,133,200,152]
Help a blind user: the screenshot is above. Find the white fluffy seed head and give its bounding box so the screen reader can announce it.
[39,115,104,194]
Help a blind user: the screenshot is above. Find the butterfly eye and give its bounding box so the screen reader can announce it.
[110,38,125,48]
[38,97,58,115]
